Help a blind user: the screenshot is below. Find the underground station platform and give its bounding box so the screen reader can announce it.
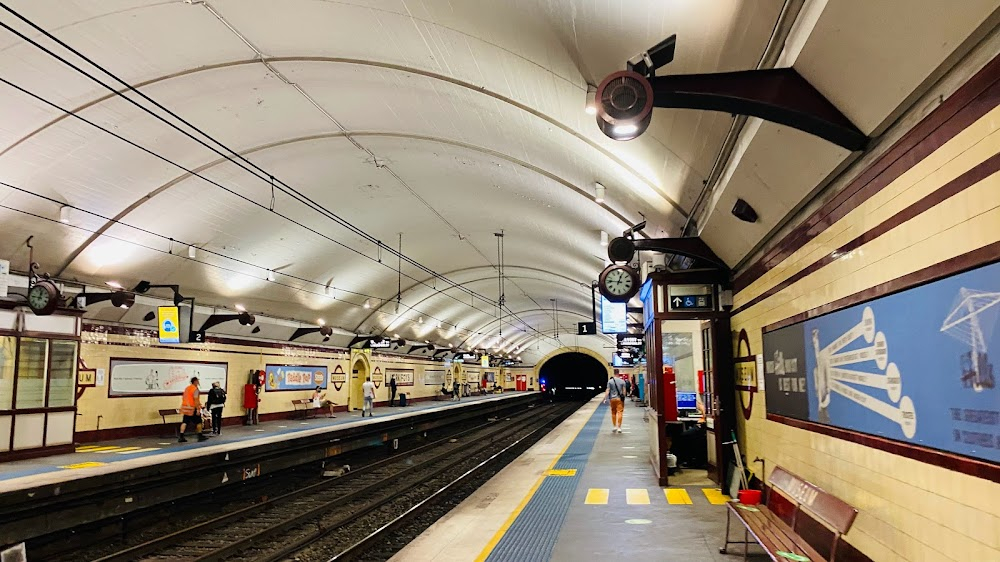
[0,392,535,548]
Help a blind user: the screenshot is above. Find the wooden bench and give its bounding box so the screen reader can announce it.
[291,399,317,419]
[721,466,858,561]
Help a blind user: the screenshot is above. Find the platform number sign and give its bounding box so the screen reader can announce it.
[578,322,597,335]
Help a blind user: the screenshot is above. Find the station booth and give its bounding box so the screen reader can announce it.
[0,307,81,461]
[640,268,735,487]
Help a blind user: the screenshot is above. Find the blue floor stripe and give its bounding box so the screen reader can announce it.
[486,403,606,562]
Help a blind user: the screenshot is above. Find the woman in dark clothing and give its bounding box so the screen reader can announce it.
[206,382,227,435]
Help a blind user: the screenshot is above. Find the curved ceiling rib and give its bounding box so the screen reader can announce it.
[458,307,608,350]
[352,264,592,331]
[54,131,640,277]
[0,56,686,217]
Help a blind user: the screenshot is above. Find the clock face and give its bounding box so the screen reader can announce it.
[28,284,51,309]
[604,267,634,296]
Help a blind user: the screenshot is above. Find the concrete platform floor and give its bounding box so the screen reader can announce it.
[393,396,755,562]
[0,392,523,490]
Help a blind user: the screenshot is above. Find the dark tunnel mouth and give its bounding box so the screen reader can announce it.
[538,352,608,397]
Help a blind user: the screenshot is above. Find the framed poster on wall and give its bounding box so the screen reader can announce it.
[424,369,446,385]
[264,365,328,391]
[762,259,1000,463]
[109,359,227,396]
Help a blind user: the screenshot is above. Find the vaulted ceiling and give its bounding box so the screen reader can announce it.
[0,0,996,363]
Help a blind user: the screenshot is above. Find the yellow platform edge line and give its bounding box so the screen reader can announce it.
[626,488,650,505]
[76,446,118,452]
[665,488,693,504]
[702,488,731,505]
[585,488,609,505]
[95,446,141,453]
[475,406,595,562]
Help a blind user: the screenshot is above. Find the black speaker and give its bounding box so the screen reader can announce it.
[732,198,758,223]
[607,237,636,262]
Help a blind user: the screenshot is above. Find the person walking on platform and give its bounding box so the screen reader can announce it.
[206,382,227,435]
[389,375,398,406]
[179,377,208,442]
[362,376,376,417]
[604,376,626,434]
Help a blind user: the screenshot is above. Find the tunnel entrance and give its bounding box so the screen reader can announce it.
[538,352,608,398]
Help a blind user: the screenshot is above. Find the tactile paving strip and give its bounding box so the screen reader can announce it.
[485,404,605,562]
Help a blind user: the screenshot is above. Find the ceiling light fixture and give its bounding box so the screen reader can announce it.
[318,318,326,326]
[363,299,371,309]
[393,333,400,339]
[594,182,606,203]
[612,124,639,137]
[235,303,246,312]
[584,84,598,115]
[267,270,275,282]
[418,317,423,324]
[188,245,197,259]
[59,205,71,224]
[106,281,123,289]
[600,231,609,247]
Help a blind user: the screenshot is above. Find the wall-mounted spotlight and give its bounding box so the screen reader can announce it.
[290,323,333,342]
[188,245,197,259]
[235,303,246,312]
[77,289,136,310]
[363,299,371,309]
[600,231,609,247]
[267,270,275,282]
[59,205,71,224]
[199,310,256,333]
[133,281,185,306]
[595,182,606,203]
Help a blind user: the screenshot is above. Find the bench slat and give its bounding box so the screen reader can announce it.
[770,466,858,534]
[729,503,825,561]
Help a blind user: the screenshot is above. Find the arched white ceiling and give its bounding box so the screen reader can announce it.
[0,0,994,363]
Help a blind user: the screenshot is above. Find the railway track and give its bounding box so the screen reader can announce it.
[80,400,573,562]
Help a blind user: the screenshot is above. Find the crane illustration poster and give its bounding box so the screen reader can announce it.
[762,260,1000,464]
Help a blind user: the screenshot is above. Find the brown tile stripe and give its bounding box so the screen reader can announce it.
[734,149,1000,317]
[763,239,1000,333]
[735,53,1000,293]
[768,413,1000,484]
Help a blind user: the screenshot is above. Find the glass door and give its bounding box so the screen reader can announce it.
[701,321,720,482]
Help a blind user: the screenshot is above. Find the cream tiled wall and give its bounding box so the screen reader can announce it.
[732,104,1000,560]
[77,336,458,431]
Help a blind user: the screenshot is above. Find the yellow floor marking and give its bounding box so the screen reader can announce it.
[74,445,102,451]
[702,488,731,505]
[475,406,595,562]
[76,446,118,453]
[59,461,106,470]
[585,488,610,505]
[626,488,650,505]
[95,447,141,454]
[545,469,577,477]
[665,488,693,504]
[118,447,160,454]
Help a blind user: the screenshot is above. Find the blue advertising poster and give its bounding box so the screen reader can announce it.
[601,296,627,334]
[264,365,328,391]
[763,260,1000,463]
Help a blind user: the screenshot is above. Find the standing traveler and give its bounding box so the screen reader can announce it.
[362,376,376,417]
[206,382,227,435]
[179,377,208,442]
[452,379,460,401]
[389,375,398,406]
[604,376,626,434]
[624,377,632,400]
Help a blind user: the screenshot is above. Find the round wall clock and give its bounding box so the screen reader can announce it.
[27,279,60,316]
[598,263,640,303]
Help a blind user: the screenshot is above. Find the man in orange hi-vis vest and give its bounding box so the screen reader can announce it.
[179,377,208,442]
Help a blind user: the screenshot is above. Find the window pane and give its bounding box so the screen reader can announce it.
[15,338,48,409]
[48,340,77,408]
[0,337,15,409]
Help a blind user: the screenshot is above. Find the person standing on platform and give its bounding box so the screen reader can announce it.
[179,377,208,442]
[452,379,460,401]
[624,377,632,400]
[389,375,398,406]
[362,376,376,417]
[604,376,626,434]
[206,382,227,435]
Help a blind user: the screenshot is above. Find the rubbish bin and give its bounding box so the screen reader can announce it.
[398,393,407,407]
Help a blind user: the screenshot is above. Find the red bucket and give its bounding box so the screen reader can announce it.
[738,489,761,505]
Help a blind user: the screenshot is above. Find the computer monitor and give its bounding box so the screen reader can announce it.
[676,392,697,409]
